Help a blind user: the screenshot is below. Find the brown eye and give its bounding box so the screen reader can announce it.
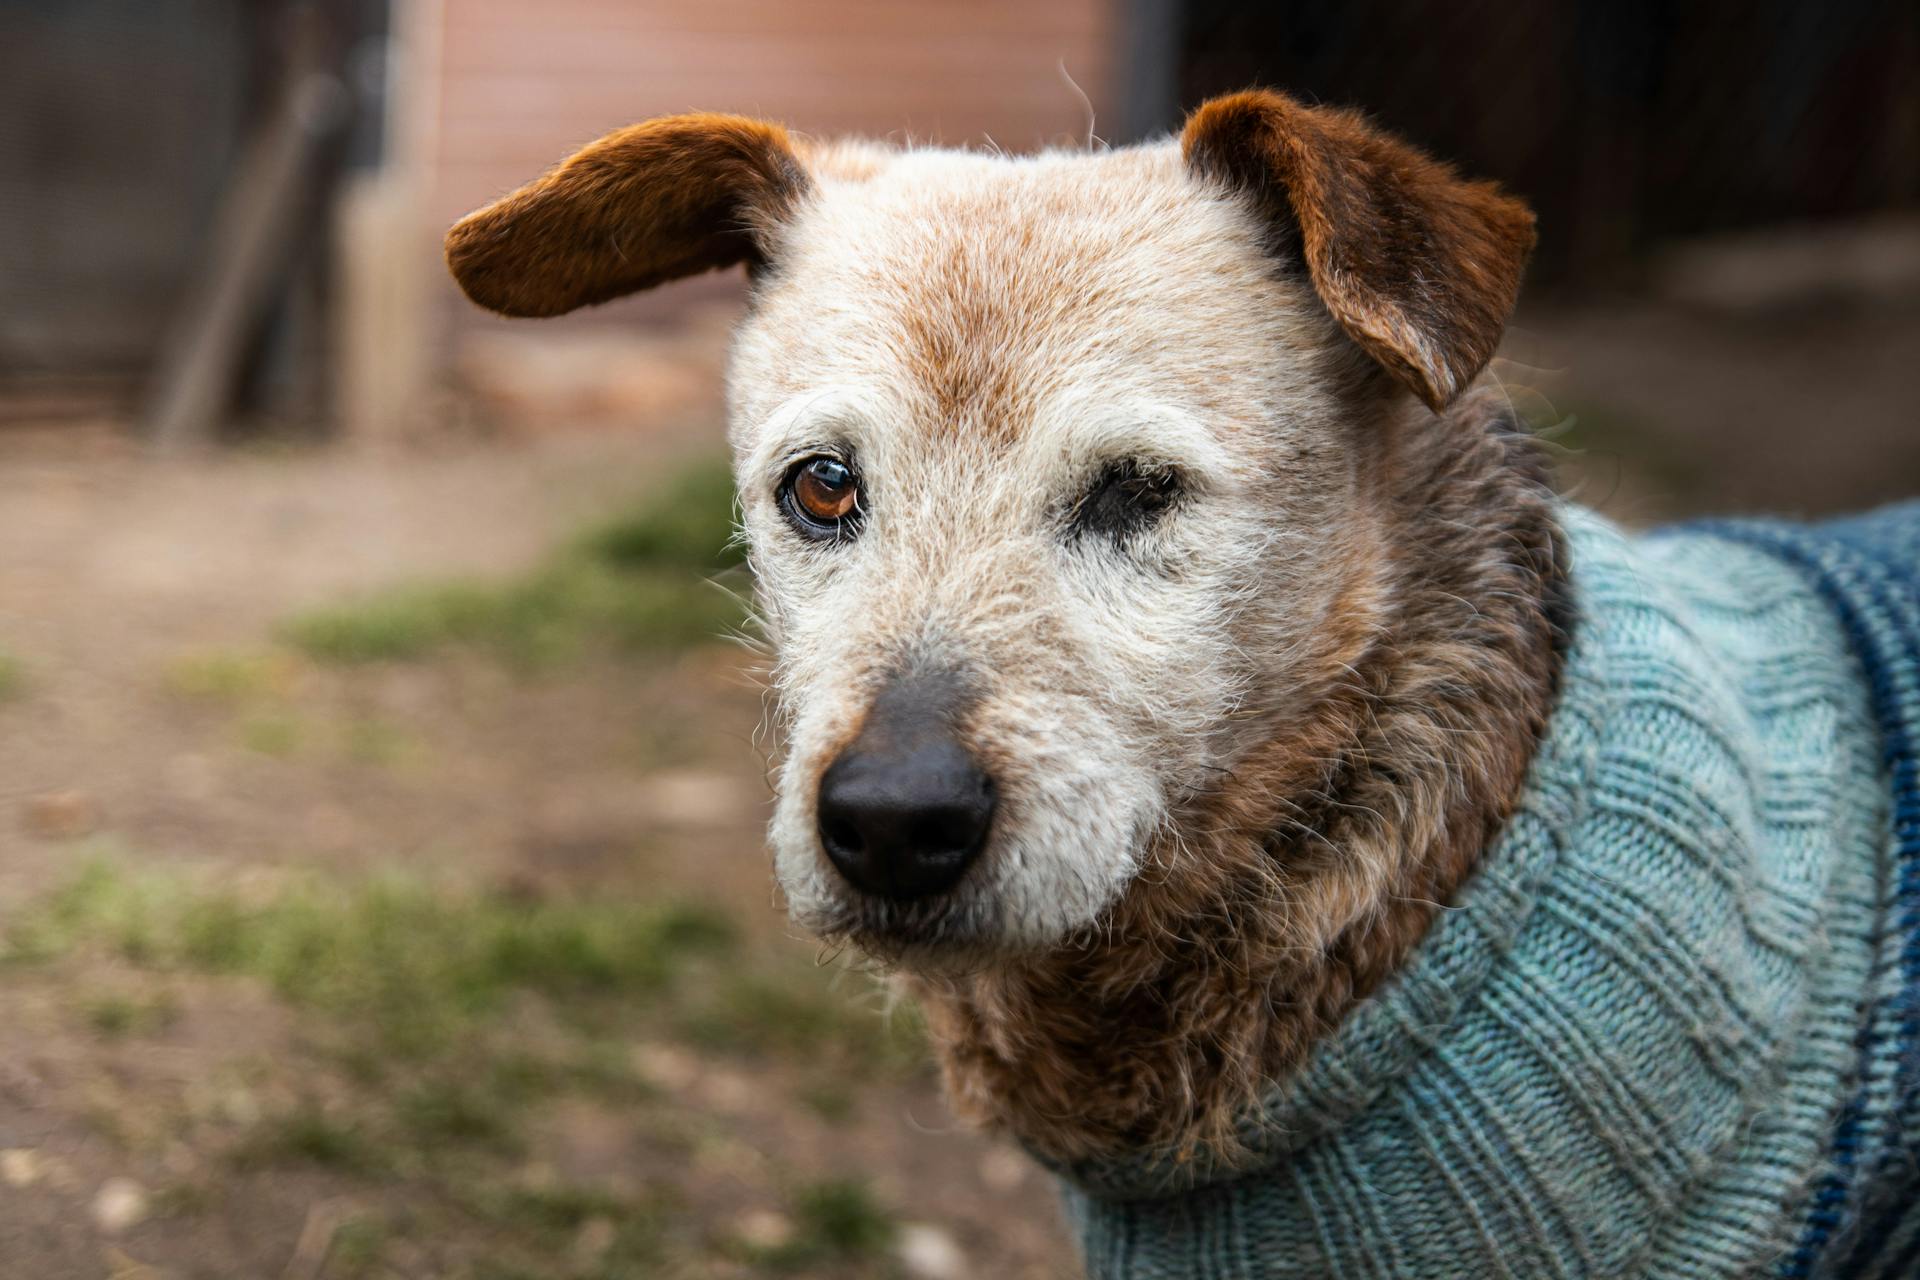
[782,457,863,539]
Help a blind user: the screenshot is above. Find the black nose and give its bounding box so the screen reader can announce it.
[818,738,995,899]
[816,680,996,901]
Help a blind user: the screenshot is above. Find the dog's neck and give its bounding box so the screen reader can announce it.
[908,388,1568,1164]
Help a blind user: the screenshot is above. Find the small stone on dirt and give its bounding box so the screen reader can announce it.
[979,1146,1028,1191]
[630,1042,698,1091]
[24,790,97,840]
[91,1177,150,1234]
[637,769,750,827]
[572,1215,618,1262]
[163,753,218,801]
[1,1147,42,1187]
[301,804,357,849]
[734,1208,793,1250]
[102,1246,162,1279]
[225,1090,261,1127]
[897,1222,967,1279]
[700,1068,754,1114]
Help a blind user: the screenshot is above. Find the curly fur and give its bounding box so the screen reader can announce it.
[911,387,1565,1161]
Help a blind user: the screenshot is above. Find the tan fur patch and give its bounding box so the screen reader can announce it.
[1182,90,1537,412]
[444,113,807,317]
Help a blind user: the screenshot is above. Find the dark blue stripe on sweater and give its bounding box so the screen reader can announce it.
[1687,506,1920,1279]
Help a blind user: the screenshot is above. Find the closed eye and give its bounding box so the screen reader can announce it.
[1067,460,1182,543]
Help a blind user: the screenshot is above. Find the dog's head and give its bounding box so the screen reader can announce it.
[447,91,1535,965]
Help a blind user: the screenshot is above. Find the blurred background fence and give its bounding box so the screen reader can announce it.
[1175,0,1920,287]
[4,0,1916,467]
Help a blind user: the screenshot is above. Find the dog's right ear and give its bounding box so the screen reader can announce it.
[445,114,808,318]
[1183,90,1535,412]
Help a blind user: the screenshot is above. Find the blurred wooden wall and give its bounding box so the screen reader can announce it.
[427,0,1121,334]
[1175,0,1920,290]
[0,1,248,392]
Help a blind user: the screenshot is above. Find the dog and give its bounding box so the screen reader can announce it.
[445,90,1920,1279]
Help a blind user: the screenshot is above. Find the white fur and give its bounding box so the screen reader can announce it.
[728,141,1388,956]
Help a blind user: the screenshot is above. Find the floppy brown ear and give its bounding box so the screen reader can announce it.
[445,113,808,318]
[1182,90,1536,411]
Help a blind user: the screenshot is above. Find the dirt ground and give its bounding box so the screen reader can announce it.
[0,289,1915,1280]
[0,418,1076,1279]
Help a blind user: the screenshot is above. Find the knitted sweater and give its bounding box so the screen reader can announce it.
[1058,503,1920,1279]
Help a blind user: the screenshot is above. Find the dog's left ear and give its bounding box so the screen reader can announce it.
[445,113,809,318]
[1183,90,1536,411]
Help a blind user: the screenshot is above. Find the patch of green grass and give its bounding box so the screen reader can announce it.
[466,1180,671,1278]
[284,562,749,669]
[797,1082,855,1123]
[231,1102,388,1174]
[793,1179,894,1256]
[678,973,925,1077]
[396,1077,522,1152]
[747,1178,896,1270]
[162,649,294,704]
[279,580,504,664]
[0,651,24,701]
[6,860,928,1274]
[570,458,744,575]
[1,860,141,964]
[239,711,305,757]
[281,458,749,669]
[4,862,737,1060]
[340,717,421,767]
[166,650,426,768]
[328,1214,391,1276]
[491,1181,632,1235]
[548,1042,658,1104]
[82,989,180,1039]
[281,562,746,669]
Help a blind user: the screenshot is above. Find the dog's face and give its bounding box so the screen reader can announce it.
[446,92,1535,965]
[728,143,1383,956]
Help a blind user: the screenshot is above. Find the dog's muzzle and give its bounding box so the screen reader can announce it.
[815,670,996,901]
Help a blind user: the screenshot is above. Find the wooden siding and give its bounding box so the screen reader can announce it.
[428,0,1120,330]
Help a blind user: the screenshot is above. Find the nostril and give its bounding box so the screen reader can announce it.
[821,815,865,858]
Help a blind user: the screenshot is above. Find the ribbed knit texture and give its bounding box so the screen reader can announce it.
[1057,503,1920,1280]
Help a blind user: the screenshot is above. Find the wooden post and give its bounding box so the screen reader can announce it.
[334,0,440,444]
[141,72,346,452]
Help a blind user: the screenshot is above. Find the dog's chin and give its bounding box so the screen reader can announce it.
[785,889,1004,975]
[783,874,1132,977]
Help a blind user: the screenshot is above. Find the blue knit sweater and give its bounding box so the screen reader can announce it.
[1058,503,1920,1279]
